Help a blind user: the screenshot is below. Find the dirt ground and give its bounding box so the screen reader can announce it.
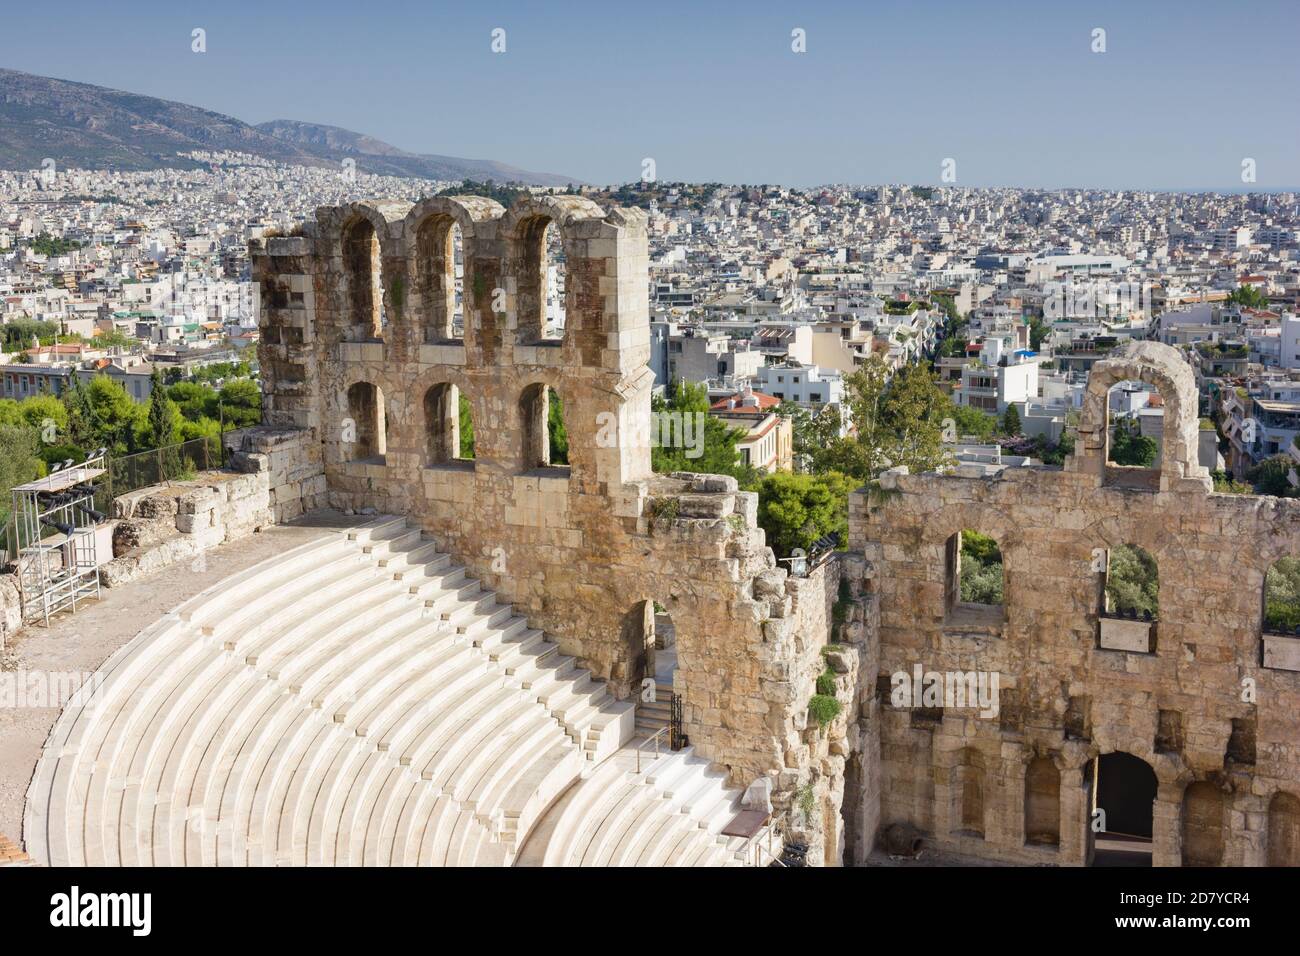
[0,511,362,847]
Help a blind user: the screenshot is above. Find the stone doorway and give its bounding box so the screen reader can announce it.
[1087,752,1157,866]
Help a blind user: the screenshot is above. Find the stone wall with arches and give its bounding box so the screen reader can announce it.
[852,386,1300,864]
[250,196,854,862]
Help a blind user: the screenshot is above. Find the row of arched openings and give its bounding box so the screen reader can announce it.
[343,380,568,469]
[341,213,565,345]
[950,750,1300,866]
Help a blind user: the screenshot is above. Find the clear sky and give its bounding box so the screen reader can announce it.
[4,0,1297,190]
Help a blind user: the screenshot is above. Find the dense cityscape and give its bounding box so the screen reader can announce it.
[4,153,1300,537]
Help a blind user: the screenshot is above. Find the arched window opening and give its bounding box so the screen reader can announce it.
[1097,544,1158,653]
[516,217,564,343]
[1181,781,1225,867]
[343,218,383,341]
[344,382,385,463]
[1105,381,1162,489]
[1024,757,1061,847]
[416,215,463,343]
[945,530,1004,624]
[1267,792,1300,867]
[520,383,569,470]
[423,383,472,466]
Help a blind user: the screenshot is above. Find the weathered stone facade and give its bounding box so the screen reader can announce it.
[851,341,1300,866]
[251,202,1300,867]
[250,196,848,861]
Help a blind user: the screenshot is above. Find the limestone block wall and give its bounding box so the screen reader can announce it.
[224,427,327,523]
[851,463,1300,866]
[250,196,845,852]
[100,470,274,587]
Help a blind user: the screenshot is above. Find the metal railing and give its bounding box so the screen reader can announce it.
[2,439,227,560]
[635,726,669,774]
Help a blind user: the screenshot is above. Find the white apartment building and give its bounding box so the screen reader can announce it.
[954,338,1039,414]
[755,363,844,406]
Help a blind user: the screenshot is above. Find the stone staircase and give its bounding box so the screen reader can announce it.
[633,681,674,738]
[23,516,637,867]
[535,745,777,867]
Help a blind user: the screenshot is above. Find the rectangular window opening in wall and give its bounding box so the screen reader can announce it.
[1262,558,1300,671]
[1096,544,1158,654]
[943,529,1006,630]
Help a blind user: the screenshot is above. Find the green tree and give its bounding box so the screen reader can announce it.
[776,399,842,472]
[216,379,262,429]
[754,470,855,558]
[1105,544,1159,617]
[950,405,996,441]
[0,424,43,525]
[959,530,1003,605]
[1247,455,1296,497]
[547,390,569,465]
[168,381,219,421]
[813,356,952,481]
[879,363,952,475]
[1264,558,1300,632]
[17,393,67,439]
[651,381,757,485]
[458,393,475,459]
[61,374,100,453]
[1226,285,1268,310]
[1109,419,1157,467]
[1000,403,1022,437]
[85,376,145,455]
[145,370,180,450]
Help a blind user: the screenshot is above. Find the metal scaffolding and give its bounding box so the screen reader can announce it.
[10,453,107,628]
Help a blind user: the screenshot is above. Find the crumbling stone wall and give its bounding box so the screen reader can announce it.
[850,342,1300,866]
[99,470,274,587]
[250,197,849,855]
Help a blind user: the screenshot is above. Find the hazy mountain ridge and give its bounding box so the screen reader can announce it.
[0,68,576,185]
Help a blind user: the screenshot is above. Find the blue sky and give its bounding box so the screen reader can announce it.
[5,0,1298,189]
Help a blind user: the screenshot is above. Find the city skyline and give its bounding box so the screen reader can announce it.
[1,0,1297,191]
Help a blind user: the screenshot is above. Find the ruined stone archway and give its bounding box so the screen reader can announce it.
[1067,341,1210,491]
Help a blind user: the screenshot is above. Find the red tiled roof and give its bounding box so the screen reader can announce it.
[711,390,781,411]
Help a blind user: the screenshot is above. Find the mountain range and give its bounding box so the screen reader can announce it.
[0,67,577,186]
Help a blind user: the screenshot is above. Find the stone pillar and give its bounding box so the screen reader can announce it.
[1152,782,1183,867]
[1059,765,1090,866]
[1233,790,1268,866]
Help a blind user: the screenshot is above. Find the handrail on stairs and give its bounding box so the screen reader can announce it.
[635,726,669,774]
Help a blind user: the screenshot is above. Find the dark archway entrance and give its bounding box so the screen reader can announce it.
[1087,752,1157,866]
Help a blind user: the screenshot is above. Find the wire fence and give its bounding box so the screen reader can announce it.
[97,436,226,512]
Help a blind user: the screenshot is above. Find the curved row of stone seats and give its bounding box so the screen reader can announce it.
[24,516,634,866]
[537,746,773,867]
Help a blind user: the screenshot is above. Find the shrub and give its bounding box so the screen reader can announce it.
[816,667,837,696]
[808,693,842,728]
